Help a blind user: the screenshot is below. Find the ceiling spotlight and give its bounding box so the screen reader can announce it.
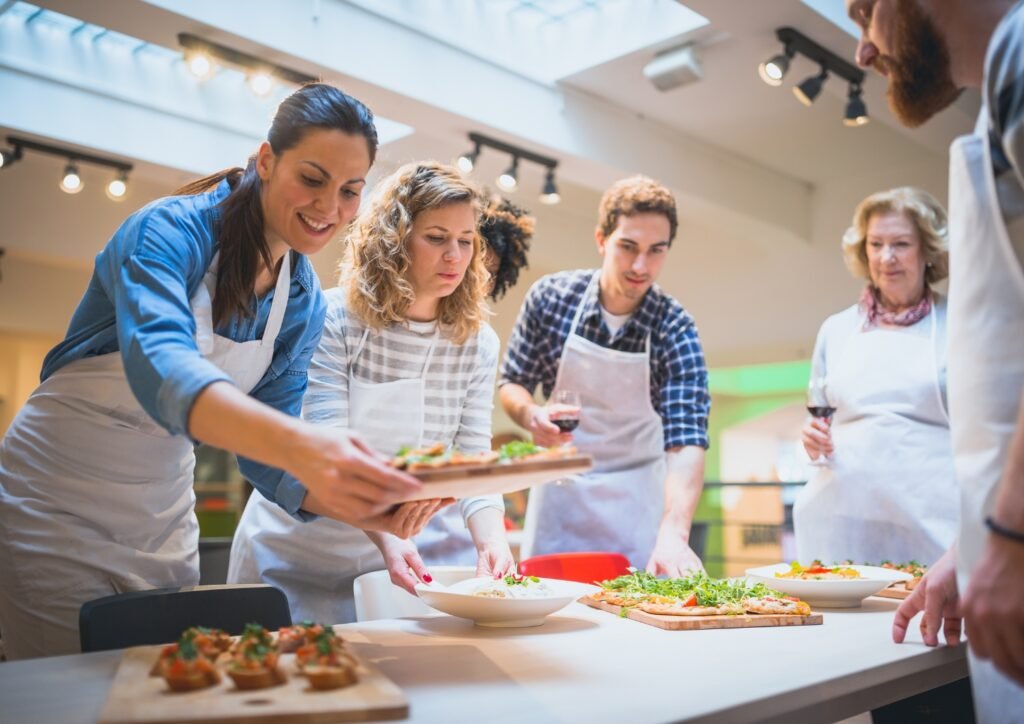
[539,168,560,205]
[106,171,128,201]
[186,51,214,79]
[0,145,22,170]
[793,67,829,106]
[247,71,275,97]
[844,84,870,126]
[457,142,480,174]
[60,162,84,194]
[497,157,518,192]
[758,46,793,86]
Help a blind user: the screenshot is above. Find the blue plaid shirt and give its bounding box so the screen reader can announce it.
[498,269,710,450]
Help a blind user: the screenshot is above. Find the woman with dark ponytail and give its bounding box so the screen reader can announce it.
[0,84,423,660]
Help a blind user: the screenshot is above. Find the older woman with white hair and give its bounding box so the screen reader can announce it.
[794,187,958,566]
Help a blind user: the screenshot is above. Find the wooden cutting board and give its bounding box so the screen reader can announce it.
[399,454,592,502]
[99,644,408,723]
[874,582,914,600]
[580,596,823,631]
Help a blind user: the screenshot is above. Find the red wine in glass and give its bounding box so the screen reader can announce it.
[806,377,833,466]
[553,417,580,433]
[549,390,581,440]
[807,406,836,420]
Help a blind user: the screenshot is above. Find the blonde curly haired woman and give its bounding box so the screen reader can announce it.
[794,187,958,566]
[228,162,513,623]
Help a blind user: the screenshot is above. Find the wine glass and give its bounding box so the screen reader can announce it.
[548,390,581,486]
[806,377,835,467]
[548,390,581,438]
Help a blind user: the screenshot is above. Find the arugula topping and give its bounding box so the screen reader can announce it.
[315,628,337,656]
[498,441,545,461]
[600,569,786,607]
[176,634,199,661]
[238,623,274,661]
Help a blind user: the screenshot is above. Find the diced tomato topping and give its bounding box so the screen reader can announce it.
[195,658,214,673]
[682,593,698,607]
[805,566,830,574]
[168,659,187,677]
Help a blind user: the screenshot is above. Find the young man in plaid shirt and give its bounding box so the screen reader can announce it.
[499,175,710,576]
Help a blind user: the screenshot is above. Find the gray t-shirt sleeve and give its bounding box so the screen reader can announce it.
[985,1,1024,268]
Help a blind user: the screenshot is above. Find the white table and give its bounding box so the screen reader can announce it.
[0,597,966,724]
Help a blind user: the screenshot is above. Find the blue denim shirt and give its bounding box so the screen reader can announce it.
[40,180,326,519]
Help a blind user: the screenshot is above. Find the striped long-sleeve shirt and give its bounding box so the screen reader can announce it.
[301,286,503,522]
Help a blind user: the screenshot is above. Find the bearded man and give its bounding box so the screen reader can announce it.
[846,1,1024,721]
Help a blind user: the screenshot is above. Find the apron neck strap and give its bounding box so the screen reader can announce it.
[420,328,440,376]
[569,271,599,337]
[350,327,372,371]
[260,251,291,344]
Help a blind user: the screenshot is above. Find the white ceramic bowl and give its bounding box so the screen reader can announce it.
[745,564,913,608]
[414,576,598,627]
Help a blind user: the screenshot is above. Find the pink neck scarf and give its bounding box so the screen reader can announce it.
[859,285,932,329]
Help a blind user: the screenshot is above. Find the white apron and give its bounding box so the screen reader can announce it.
[0,251,290,659]
[947,118,1024,722]
[228,326,475,625]
[794,307,959,565]
[521,272,667,569]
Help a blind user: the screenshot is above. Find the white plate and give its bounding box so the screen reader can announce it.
[745,564,912,608]
[415,576,599,627]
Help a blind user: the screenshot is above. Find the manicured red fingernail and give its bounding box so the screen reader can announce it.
[423,573,433,583]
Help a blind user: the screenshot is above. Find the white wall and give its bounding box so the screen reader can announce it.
[0,124,951,436]
[0,125,951,352]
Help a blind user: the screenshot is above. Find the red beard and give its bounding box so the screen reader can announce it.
[881,0,962,128]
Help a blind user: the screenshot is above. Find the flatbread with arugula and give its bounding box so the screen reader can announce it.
[390,441,576,472]
[390,443,499,471]
[592,570,812,617]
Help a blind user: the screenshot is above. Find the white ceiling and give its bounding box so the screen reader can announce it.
[562,0,977,186]
[2,0,972,366]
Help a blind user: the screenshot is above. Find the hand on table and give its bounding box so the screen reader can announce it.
[892,545,961,647]
[801,417,833,460]
[962,534,1024,685]
[646,530,704,578]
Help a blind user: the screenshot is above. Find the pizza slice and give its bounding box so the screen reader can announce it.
[636,594,744,617]
[390,444,499,471]
[593,569,812,618]
[877,561,928,590]
[742,595,812,616]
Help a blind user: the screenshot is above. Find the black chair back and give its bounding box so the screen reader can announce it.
[79,584,292,653]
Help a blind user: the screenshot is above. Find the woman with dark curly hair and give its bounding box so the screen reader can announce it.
[479,195,534,301]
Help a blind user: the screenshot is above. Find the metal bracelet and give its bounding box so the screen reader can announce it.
[984,515,1024,544]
